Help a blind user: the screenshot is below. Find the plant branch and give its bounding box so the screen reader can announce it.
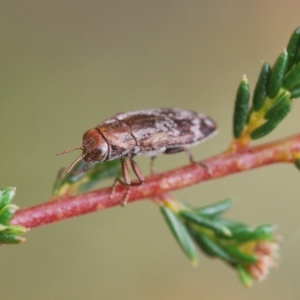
[11,133,300,229]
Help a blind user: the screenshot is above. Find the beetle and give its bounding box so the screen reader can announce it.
[58,108,217,204]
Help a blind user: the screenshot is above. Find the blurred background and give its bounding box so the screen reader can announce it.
[1,1,300,299]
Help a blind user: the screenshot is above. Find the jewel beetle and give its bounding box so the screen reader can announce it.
[58,108,217,203]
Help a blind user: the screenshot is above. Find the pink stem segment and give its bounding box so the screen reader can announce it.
[11,133,300,229]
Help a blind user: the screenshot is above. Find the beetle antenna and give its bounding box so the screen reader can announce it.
[57,146,84,156]
[66,153,86,173]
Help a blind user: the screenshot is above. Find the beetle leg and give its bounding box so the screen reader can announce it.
[165,147,212,176]
[109,178,131,206]
[184,147,213,176]
[129,156,145,183]
[109,157,131,205]
[181,147,212,176]
[182,147,196,164]
[118,156,144,206]
[121,157,135,206]
[110,157,145,206]
[121,157,131,185]
[164,147,185,155]
[164,146,197,164]
[150,156,156,175]
[111,158,131,187]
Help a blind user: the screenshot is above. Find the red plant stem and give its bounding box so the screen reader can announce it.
[11,133,300,229]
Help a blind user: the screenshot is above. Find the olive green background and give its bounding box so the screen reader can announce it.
[1,1,300,299]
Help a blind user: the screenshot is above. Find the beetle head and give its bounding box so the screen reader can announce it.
[82,129,109,163]
[57,128,109,173]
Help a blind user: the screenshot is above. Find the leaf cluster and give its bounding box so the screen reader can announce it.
[160,198,276,287]
[0,187,27,245]
[233,27,300,142]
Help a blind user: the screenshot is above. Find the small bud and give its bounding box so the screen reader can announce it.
[243,240,278,283]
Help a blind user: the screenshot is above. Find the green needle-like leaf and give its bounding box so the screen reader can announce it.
[225,245,257,264]
[0,205,18,225]
[253,62,271,111]
[0,187,27,245]
[191,230,233,263]
[78,160,121,193]
[248,224,275,241]
[194,198,232,217]
[0,187,16,209]
[289,85,300,98]
[294,158,300,171]
[180,211,232,237]
[264,91,292,120]
[6,225,28,235]
[267,50,288,98]
[228,225,255,242]
[233,75,250,138]
[295,47,300,65]
[286,27,300,72]
[160,205,198,265]
[250,119,279,140]
[0,234,25,244]
[283,61,300,90]
[53,160,121,196]
[237,264,254,288]
[250,91,292,139]
[213,218,254,241]
[0,224,8,232]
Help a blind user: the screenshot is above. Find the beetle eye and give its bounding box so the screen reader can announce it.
[99,145,108,157]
